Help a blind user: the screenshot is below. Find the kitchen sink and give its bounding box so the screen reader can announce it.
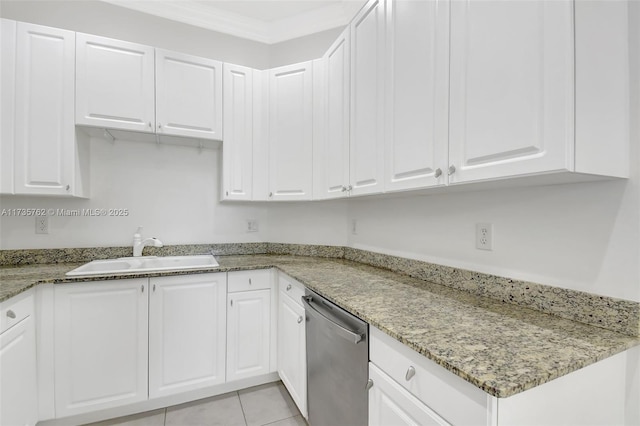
[65,255,219,277]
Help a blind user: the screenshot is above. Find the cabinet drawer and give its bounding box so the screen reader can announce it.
[370,327,490,426]
[278,273,305,307]
[1,289,34,334]
[228,269,272,293]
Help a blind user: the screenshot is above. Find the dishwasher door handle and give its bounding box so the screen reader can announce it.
[302,296,364,344]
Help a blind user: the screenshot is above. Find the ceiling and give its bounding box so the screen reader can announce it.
[101,0,366,44]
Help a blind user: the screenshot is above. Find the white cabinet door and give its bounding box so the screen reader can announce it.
[227,289,271,382]
[350,0,385,196]
[268,61,313,201]
[315,29,351,200]
[369,364,448,426]
[278,290,307,418]
[149,273,227,399]
[223,63,254,200]
[156,49,222,140]
[54,279,148,417]
[448,0,573,184]
[384,0,449,192]
[0,292,38,426]
[14,22,77,196]
[76,33,155,132]
[1,19,16,195]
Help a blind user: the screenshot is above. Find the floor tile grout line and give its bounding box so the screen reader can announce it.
[237,390,249,426]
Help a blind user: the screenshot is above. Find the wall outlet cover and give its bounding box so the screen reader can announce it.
[476,223,492,250]
[36,216,49,234]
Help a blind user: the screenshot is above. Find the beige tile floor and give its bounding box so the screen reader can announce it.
[86,382,306,426]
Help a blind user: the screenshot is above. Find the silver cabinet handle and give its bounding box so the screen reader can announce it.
[226,191,229,196]
[230,299,233,307]
[341,186,347,192]
[153,284,156,292]
[249,278,252,285]
[346,185,353,191]
[65,184,70,191]
[286,284,292,291]
[269,192,273,198]
[434,168,442,178]
[365,379,374,391]
[297,316,303,324]
[6,310,16,319]
[448,165,456,176]
[148,122,152,128]
[158,123,162,130]
[405,366,416,381]
[141,285,144,293]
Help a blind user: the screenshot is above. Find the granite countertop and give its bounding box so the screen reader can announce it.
[1,254,638,399]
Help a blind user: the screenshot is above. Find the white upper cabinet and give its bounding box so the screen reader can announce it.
[384,0,449,192]
[76,33,155,133]
[156,49,222,139]
[268,61,313,201]
[349,0,385,196]
[314,29,351,200]
[149,273,227,399]
[223,63,254,201]
[448,0,574,184]
[1,19,16,195]
[13,22,89,197]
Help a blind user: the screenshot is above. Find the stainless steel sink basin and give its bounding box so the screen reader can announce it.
[66,255,219,277]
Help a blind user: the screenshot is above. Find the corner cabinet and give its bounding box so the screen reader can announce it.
[384,0,449,192]
[277,273,308,418]
[268,61,314,201]
[11,22,89,197]
[54,279,149,418]
[349,0,385,197]
[313,29,351,200]
[0,289,38,426]
[148,273,227,399]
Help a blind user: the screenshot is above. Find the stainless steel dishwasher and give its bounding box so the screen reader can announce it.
[302,290,369,426]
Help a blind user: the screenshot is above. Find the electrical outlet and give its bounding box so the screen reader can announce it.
[351,219,357,235]
[247,219,259,233]
[476,223,492,250]
[36,216,48,234]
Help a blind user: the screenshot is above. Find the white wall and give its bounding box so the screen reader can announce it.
[0,137,268,249]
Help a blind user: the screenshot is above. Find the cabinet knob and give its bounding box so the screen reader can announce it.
[448,165,456,176]
[286,284,292,291]
[6,310,16,319]
[158,123,162,130]
[365,379,374,391]
[148,122,152,128]
[226,191,229,196]
[434,168,442,178]
[341,186,347,192]
[65,184,70,191]
[405,366,416,381]
[297,316,303,324]
[141,285,144,293]
[269,192,273,198]
[230,299,233,307]
[249,278,252,285]
[346,185,353,191]
[153,284,156,292]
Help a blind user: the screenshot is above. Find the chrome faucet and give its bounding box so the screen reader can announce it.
[133,226,163,257]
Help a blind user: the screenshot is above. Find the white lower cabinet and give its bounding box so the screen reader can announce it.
[148,273,227,398]
[54,279,149,418]
[369,363,448,426]
[227,288,271,381]
[0,289,38,426]
[226,269,275,382]
[277,273,307,418]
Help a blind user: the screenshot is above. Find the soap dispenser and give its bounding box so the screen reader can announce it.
[133,226,143,252]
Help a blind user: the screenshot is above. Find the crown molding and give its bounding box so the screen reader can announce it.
[101,0,359,44]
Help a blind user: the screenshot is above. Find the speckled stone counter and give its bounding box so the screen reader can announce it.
[2,254,639,399]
